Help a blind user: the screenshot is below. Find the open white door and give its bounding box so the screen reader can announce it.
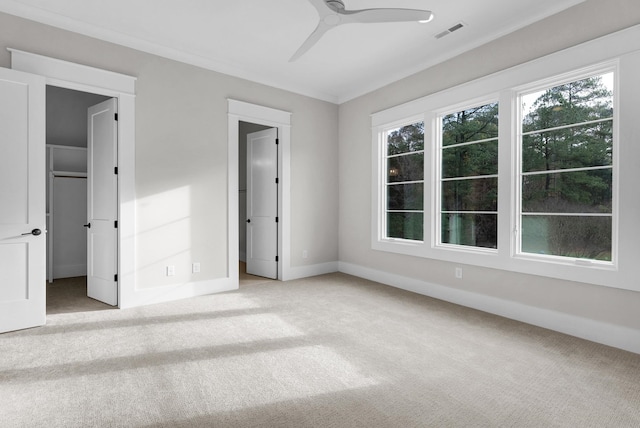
[87,98,118,306]
[246,128,278,279]
[0,68,46,333]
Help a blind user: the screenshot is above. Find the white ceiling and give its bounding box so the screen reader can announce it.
[0,0,585,103]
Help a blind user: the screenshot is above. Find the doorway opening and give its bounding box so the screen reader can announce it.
[239,121,279,284]
[228,99,291,285]
[45,85,116,314]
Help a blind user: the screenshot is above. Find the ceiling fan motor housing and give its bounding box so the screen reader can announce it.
[326,0,346,13]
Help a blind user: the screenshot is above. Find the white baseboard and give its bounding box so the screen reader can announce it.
[283,261,339,281]
[119,278,237,309]
[339,262,640,355]
[53,264,87,279]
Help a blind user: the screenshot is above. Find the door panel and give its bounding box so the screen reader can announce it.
[0,67,46,333]
[246,128,278,279]
[0,79,29,224]
[0,244,28,301]
[87,98,118,306]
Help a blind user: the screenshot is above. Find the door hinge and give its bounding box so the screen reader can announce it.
[275,138,279,145]
[114,274,118,282]
[275,217,279,223]
[115,113,118,121]
[114,220,118,228]
[275,256,279,262]
[275,177,279,184]
[114,167,118,175]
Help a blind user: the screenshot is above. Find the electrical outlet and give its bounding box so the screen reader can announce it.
[302,250,308,259]
[192,262,201,273]
[455,267,463,279]
[166,265,175,276]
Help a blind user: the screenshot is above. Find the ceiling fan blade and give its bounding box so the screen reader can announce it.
[289,22,331,62]
[344,8,433,24]
[307,0,333,16]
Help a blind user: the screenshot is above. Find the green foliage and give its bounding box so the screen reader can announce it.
[441,102,499,248]
[521,74,613,260]
[387,153,423,183]
[387,212,423,241]
[387,122,424,156]
[442,103,499,146]
[386,122,425,241]
[522,216,612,261]
[383,76,613,257]
[441,213,497,249]
[522,75,613,203]
[387,183,423,211]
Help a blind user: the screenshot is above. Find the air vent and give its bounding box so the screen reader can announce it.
[435,22,465,39]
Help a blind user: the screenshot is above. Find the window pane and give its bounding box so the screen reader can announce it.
[442,102,499,147]
[442,140,498,178]
[522,215,611,261]
[522,73,614,131]
[522,169,612,213]
[387,212,423,240]
[442,178,498,212]
[387,183,423,211]
[385,121,425,241]
[522,121,613,173]
[520,72,614,263]
[388,153,424,183]
[441,213,497,248]
[387,122,424,156]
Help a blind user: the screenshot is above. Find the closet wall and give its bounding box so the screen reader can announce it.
[46,86,109,282]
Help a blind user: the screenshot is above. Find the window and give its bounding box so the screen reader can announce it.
[519,72,614,261]
[439,102,499,249]
[384,121,424,241]
[371,26,640,290]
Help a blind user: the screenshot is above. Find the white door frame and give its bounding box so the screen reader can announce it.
[228,99,291,282]
[9,48,136,308]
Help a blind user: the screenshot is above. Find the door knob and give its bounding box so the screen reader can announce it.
[246,219,251,223]
[84,223,91,228]
[22,228,42,236]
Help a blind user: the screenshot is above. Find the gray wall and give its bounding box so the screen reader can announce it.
[46,86,110,147]
[338,0,640,333]
[0,11,339,289]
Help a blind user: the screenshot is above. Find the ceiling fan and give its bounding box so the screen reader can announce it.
[290,0,433,61]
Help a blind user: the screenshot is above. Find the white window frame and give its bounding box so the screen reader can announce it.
[434,97,500,253]
[377,115,426,244]
[371,24,640,292]
[513,65,618,267]
[373,114,426,251]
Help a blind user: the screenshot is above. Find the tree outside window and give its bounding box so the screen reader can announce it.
[385,122,424,241]
[440,102,499,249]
[520,72,614,261]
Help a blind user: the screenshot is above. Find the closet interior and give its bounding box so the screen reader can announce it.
[46,86,109,283]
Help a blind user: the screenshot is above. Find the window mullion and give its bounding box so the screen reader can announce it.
[521,117,613,136]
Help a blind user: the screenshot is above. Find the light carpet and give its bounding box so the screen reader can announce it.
[1,273,639,427]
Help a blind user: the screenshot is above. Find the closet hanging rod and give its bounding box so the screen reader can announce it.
[51,171,88,178]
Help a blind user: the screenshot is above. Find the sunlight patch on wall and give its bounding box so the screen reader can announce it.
[136,185,192,288]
